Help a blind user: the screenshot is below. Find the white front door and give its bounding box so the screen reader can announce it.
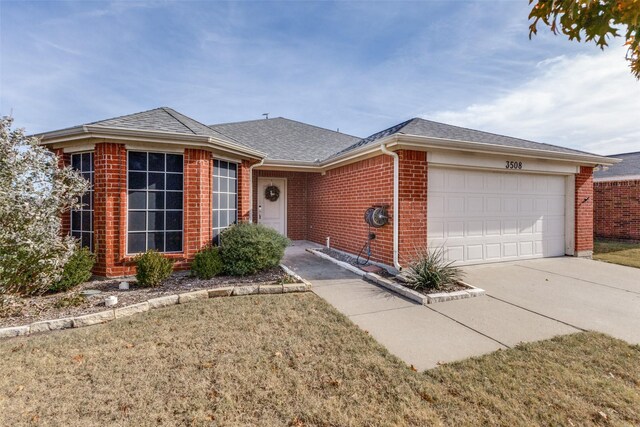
[258,177,287,236]
[428,168,566,265]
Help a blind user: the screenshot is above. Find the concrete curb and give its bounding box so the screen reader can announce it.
[279,263,313,291]
[0,277,311,340]
[306,248,485,305]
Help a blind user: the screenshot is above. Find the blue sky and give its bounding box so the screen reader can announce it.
[1,0,639,154]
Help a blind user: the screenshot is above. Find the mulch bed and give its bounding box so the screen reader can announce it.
[319,248,468,295]
[0,266,292,328]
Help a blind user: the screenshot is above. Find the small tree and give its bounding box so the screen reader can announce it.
[0,117,88,296]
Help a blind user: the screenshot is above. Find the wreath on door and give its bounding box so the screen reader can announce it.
[264,185,280,202]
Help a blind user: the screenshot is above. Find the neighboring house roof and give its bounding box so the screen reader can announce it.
[209,117,360,162]
[334,117,594,158]
[594,152,640,181]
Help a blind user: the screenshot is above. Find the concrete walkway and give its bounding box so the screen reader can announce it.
[282,242,578,370]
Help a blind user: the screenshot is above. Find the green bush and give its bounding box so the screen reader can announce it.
[49,246,96,293]
[405,246,463,291]
[220,223,289,276]
[191,246,223,279]
[135,250,173,287]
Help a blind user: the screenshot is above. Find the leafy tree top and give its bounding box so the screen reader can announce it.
[529,0,640,79]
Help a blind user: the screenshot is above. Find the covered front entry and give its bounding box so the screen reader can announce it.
[428,167,567,265]
[257,177,287,236]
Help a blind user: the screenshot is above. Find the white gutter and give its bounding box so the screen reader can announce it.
[248,158,265,222]
[379,142,401,271]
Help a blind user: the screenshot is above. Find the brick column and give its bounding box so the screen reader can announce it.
[238,159,252,223]
[397,150,428,264]
[93,142,127,276]
[184,149,212,259]
[54,148,72,236]
[575,166,594,257]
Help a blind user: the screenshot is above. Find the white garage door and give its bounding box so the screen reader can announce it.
[428,168,566,265]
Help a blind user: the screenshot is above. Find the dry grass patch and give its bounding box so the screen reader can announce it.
[594,239,640,269]
[1,293,639,426]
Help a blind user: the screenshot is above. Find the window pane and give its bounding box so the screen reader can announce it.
[219,194,228,209]
[219,161,228,177]
[128,172,146,189]
[229,194,237,209]
[219,177,228,193]
[147,232,164,252]
[81,192,91,209]
[166,211,182,231]
[148,191,164,209]
[129,152,147,171]
[128,191,146,210]
[213,160,220,176]
[128,211,146,232]
[166,174,183,190]
[72,211,81,230]
[166,232,182,252]
[166,154,183,173]
[166,192,182,209]
[220,211,229,228]
[228,163,237,179]
[72,231,81,241]
[82,153,91,172]
[148,211,164,231]
[128,233,146,254]
[81,211,91,230]
[213,210,219,228]
[72,154,81,170]
[81,232,92,249]
[147,173,164,190]
[148,152,165,171]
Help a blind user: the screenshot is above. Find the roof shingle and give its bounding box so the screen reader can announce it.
[209,117,360,162]
[594,152,640,179]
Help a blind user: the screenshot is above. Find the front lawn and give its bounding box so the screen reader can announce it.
[1,293,639,426]
[594,239,640,268]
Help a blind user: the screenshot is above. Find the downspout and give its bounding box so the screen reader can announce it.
[248,158,265,223]
[380,142,401,271]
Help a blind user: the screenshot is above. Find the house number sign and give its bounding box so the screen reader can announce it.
[505,161,523,170]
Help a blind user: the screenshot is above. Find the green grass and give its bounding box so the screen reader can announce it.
[594,239,640,268]
[1,293,639,426]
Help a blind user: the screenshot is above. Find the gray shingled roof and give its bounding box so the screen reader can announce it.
[333,117,594,158]
[594,152,640,179]
[86,107,236,141]
[209,117,360,162]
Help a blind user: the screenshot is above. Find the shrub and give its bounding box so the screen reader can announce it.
[220,223,289,276]
[191,246,223,279]
[135,250,173,287]
[0,117,89,296]
[404,246,463,291]
[49,246,96,293]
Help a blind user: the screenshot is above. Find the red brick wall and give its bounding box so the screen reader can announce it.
[594,179,640,241]
[238,160,253,223]
[184,149,212,258]
[307,154,395,265]
[575,166,594,254]
[253,170,309,240]
[93,142,129,276]
[397,150,428,264]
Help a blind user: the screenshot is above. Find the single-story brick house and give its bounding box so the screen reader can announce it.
[594,152,640,241]
[38,107,615,277]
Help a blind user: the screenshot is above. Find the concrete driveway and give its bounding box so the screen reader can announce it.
[283,242,640,370]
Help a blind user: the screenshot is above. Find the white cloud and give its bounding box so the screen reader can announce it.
[429,45,640,155]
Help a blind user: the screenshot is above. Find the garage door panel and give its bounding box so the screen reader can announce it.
[428,168,566,265]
